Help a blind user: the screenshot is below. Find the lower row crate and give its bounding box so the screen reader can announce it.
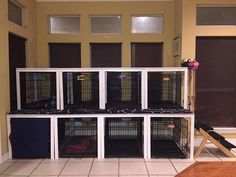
[10,117,190,159]
[57,117,190,158]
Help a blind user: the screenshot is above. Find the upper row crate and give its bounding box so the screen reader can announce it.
[16,67,188,110]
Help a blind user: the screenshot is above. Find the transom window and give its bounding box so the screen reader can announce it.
[49,16,80,34]
[90,15,121,34]
[131,15,164,34]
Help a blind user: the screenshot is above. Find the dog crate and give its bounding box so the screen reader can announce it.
[62,72,99,109]
[106,72,141,109]
[10,118,51,158]
[151,117,190,158]
[148,71,183,109]
[58,118,97,157]
[19,71,57,110]
[105,117,143,158]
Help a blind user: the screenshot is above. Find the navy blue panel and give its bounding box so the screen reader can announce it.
[10,118,50,158]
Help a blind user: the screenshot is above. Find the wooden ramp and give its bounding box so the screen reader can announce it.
[194,123,236,158]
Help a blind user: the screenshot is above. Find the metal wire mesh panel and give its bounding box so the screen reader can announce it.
[105,117,143,158]
[58,118,97,157]
[63,72,99,109]
[106,72,141,109]
[20,72,57,110]
[151,117,190,158]
[148,72,183,109]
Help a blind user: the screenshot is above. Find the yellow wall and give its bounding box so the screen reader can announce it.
[180,0,236,109]
[173,0,183,66]
[0,0,36,156]
[181,0,236,60]
[36,1,175,67]
[1,0,236,158]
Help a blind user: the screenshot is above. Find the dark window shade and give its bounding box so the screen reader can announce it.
[91,43,121,67]
[8,1,23,26]
[197,7,236,25]
[131,43,163,67]
[49,43,81,68]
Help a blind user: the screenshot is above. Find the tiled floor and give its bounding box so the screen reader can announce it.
[0,158,192,177]
[0,139,235,177]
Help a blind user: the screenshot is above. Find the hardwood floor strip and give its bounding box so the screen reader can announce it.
[176,162,236,177]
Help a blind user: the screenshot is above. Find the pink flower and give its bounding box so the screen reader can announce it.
[187,60,199,69]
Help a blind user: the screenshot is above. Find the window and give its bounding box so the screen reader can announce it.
[197,6,236,25]
[131,16,163,34]
[90,16,121,34]
[8,0,23,26]
[49,16,80,34]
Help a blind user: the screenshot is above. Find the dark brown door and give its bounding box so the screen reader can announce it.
[9,33,26,111]
[131,43,163,67]
[196,37,236,127]
[90,43,121,67]
[49,43,81,68]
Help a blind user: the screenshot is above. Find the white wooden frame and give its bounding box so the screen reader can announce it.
[7,113,194,160]
[12,67,193,160]
[16,67,188,110]
[16,68,61,110]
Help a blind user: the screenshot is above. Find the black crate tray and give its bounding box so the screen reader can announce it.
[9,108,192,114]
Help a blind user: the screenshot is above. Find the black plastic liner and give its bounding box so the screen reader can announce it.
[10,118,50,158]
[63,72,99,109]
[148,72,182,109]
[58,118,97,157]
[106,72,141,109]
[105,117,143,158]
[9,108,192,114]
[20,72,57,110]
[151,117,189,158]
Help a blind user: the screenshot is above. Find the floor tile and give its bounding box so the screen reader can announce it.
[170,159,195,163]
[119,158,144,162]
[30,176,58,177]
[120,175,148,177]
[150,175,175,177]
[2,162,39,176]
[60,176,87,177]
[0,175,28,177]
[119,162,147,175]
[145,159,170,163]
[68,158,94,163]
[146,162,177,175]
[60,162,91,176]
[90,162,118,175]
[4,159,17,163]
[60,175,87,177]
[89,176,118,177]
[195,158,221,162]
[16,159,43,163]
[0,162,14,174]
[172,162,194,173]
[42,158,68,163]
[93,158,118,163]
[194,147,221,161]
[31,162,65,176]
